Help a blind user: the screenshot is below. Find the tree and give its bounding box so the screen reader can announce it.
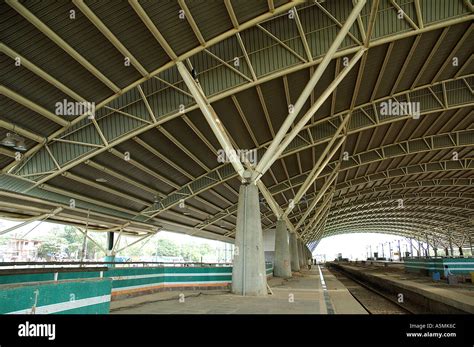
[37,241,61,259]
[59,225,81,258]
[153,239,179,257]
[98,233,225,263]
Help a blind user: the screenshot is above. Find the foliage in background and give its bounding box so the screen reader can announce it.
[0,221,227,262]
[35,226,106,260]
[122,238,217,262]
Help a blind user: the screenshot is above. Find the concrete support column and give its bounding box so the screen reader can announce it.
[449,236,454,257]
[425,235,430,257]
[105,231,115,267]
[274,219,292,278]
[301,241,308,267]
[289,232,300,272]
[232,183,267,296]
[298,239,305,268]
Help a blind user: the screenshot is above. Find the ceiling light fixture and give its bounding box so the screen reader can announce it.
[179,199,192,216]
[1,133,27,152]
[0,133,16,147]
[13,139,27,151]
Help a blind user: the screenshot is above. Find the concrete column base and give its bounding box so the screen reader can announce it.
[298,239,305,268]
[274,219,292,278]
[106,232,115,268]
[289,232,300,272]
[232,183,267,296]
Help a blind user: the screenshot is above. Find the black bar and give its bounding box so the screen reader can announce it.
[0,315,472,346]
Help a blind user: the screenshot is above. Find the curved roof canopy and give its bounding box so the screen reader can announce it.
[0,0,473,250]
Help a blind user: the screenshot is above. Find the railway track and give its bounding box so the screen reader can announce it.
[328,266,415,314]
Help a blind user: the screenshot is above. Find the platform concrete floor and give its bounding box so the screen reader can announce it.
[111,265,367,314]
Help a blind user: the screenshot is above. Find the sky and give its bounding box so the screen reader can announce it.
[314,233,414,261]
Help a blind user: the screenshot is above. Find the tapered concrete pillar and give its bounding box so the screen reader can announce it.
[274,219,292,278]
[232,183,267,296]
[303,244,308,266]
[289,232,300,271]
[298,239,305,268]
[105,231,115,267]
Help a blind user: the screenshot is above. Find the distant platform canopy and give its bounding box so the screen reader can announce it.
[0,0,473,249]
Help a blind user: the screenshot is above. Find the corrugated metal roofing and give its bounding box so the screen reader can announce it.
[138,0,199,56]
[0,2,113,101]
[0,96,61,137]
[1,53,72,115]
[85,0,170,72]
[23,0,143,89]
[186,0,234,41]
[0,0,472,243]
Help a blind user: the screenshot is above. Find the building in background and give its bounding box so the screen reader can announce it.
[0,238,42,262]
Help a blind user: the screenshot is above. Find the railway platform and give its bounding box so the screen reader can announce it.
[111,266,367,314]
[329,262,474,314]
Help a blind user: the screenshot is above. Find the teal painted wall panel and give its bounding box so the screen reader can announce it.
[0,270,106,285]
[163,266,232,274]
[266,263,273,276]
[163,275,232,282]
[0,273,55,285]
[404,258,474,276]
[106,267,165,277]
[111,276,165,289]
[109,267,233,291]
[59,271,104,280]
[0,263,274,305]
[0,278,111,314]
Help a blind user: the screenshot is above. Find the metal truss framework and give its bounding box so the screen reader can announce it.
[198,131,474,226]
[0,0,473,245]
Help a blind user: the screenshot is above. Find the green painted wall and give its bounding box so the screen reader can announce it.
[404,258,474,277]
[0,263,275,310]
[107,266,233,293]
[0,264,274,286]
[0,278,111,314]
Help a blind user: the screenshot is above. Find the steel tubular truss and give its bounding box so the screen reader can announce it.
[0,0,473,245]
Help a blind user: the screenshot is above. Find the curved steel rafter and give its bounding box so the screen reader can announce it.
[0,0,473,244]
